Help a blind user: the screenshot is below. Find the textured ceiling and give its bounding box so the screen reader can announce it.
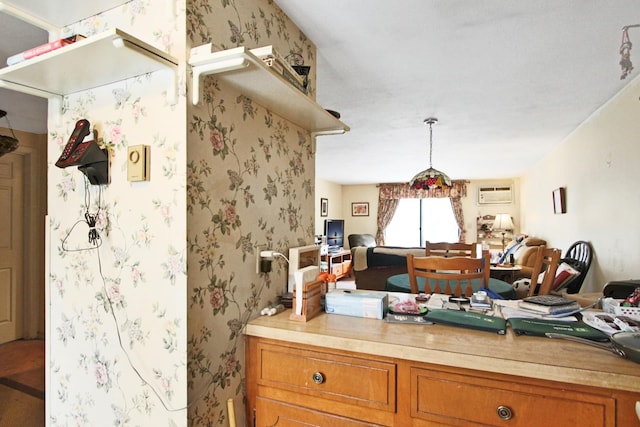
[276,0,640,184]
[1,1,639,185]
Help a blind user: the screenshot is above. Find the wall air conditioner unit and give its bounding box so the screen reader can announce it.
[478,186,512,204]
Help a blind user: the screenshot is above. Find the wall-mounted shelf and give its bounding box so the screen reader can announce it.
[0,28,178,105]
[189,46,350,135]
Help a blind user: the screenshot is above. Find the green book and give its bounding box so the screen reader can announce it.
[508,318,609,342]
[424,309,507,334]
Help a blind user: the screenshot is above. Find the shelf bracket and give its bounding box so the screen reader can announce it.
[191,58,249,105]
[113,36,179,105]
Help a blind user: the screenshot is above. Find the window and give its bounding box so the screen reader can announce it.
[385,198,459,247]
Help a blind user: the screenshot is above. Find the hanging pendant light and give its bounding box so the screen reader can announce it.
[0,110,19,157]
[409,117,452,190]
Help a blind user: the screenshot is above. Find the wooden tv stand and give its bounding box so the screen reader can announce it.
[245,312,640,426]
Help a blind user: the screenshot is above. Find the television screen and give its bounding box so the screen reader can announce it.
[324,219,344,249]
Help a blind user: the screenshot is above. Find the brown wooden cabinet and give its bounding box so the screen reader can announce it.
[409,366,615,426]
[246,313,640,426]
[322,249,352,280]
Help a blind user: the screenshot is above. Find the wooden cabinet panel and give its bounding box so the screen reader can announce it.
[410,367,615,427]
[245,317,640,427]
[322,250,352,280]
[256,397,384,426]
[257,341,395,411]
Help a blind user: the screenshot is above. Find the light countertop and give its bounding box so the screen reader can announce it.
[245,310,640,393]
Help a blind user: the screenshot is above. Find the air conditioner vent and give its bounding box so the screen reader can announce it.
[478,186,512,204]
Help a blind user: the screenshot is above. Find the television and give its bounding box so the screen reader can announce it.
[324,219,345,250]
[287,245,321,293]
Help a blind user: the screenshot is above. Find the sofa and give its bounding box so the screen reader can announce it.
[351,246,426,291]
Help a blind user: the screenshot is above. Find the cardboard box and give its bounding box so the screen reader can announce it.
[325,290,388,319]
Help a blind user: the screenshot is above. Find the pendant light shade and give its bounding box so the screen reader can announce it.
[0,110,19,158]
[409,118,451,190]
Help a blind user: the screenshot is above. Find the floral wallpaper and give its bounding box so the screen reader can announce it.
[47,1,188,426]
[186,1,316,426]
[45,0,317,426]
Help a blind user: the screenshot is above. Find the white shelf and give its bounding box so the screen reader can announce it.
[189,46,349,135]
[0,28,178,102]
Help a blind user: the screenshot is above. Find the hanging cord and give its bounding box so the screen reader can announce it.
[2,111,18,140]
[61,176,103,251]
[59,176,209,412]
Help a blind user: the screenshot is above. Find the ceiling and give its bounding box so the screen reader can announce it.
[276,0,640,185]
[1,1,639,184]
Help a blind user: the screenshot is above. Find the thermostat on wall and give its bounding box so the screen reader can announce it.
[127,145,150,182]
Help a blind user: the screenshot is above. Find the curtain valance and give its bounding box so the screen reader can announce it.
[378,181,467,200]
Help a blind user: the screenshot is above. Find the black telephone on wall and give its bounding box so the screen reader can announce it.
[55,119,109,185]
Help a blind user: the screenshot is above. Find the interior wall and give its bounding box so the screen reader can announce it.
[315,178,343,236]
[342,184,378,246]
[186,1,318,425]
[334,180,519,246]
[462,179,520,241]
[520,72,640,293]
[46,4,188,426]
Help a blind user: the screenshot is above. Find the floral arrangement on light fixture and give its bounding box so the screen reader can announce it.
[409,117,452,190]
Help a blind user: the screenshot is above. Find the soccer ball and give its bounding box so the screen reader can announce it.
[512,278,531,298]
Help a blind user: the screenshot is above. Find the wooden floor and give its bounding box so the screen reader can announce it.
[0,339,45,427]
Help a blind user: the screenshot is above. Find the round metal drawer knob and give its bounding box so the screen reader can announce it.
[497,405,513,420]
[312,372,325,384]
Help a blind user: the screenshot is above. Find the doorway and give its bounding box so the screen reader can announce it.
[0,129,47,343]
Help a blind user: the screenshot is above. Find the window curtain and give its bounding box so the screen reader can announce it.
[376,182,468,245]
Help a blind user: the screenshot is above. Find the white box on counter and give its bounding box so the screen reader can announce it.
[324,290,388,319]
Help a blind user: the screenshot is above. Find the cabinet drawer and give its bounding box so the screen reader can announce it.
[256,396,385,426]
[411,367,615,426]
[331,264,343,275]
[257,342,396,412]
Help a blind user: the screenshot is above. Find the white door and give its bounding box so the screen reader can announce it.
[0,152,24,343]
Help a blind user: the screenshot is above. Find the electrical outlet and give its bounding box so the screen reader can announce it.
[256,245,266,274]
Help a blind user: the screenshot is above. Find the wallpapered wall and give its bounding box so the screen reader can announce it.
[186,0,316,425]
[47,1,188,426]
[46,0,315,426]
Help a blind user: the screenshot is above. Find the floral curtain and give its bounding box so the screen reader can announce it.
[377,181,468,244]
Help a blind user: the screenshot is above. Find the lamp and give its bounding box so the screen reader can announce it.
[492,213,514,255]
[409,117,452,190]
[0,110,19,157]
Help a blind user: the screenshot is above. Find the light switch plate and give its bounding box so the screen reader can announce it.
[127,145,150,181]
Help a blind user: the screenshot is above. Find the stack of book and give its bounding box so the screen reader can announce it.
[7,34,86,66]
[518,295,580,316]
[249,45,308,94]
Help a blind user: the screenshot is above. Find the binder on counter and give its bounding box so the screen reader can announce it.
[424,309,507,334]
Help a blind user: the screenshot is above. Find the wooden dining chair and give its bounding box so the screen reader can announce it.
[527,246,562,296]
[425,241,478,258]
[407,251,490,296]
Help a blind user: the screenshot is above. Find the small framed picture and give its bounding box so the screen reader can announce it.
[320,198,328,217]
[553,187,566,214]
[351,202,369,216]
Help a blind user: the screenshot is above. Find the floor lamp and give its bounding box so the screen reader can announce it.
[492,214,514,256]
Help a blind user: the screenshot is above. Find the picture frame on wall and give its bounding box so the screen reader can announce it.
[320,198,328,217]
[351,202,369,217]
[553,187,566,214]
